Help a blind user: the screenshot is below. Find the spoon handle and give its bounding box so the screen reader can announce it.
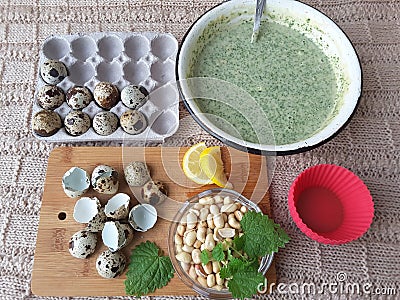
[251,0,266,43]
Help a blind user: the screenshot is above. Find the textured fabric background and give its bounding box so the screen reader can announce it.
[0,0,399,299]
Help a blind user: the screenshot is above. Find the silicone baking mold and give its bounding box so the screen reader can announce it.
[33,32,179,142]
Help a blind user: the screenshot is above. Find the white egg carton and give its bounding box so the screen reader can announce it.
[33,32,180,142]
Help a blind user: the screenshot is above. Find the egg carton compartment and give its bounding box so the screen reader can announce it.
[33,32,179,143]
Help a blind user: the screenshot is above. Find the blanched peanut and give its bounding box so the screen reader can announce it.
[177,224,185,236]
[192,249,202,264]
[207,214,215,229]
[213,213,224,228]
[199,197,214,205]
[193,203,203,210]
[205,233,215,251]
[203,262,213,274]
[221,204,236,213]
[206,227,212,234]
[176,244,182,253]
[181,262,190,272]
[197,276,208,287]
[228,217,241,229]
[197,227,206,243]
[193,240,202,249]
[175,234,183,245]
[189,208,200,216]
[209,204,219,215]
[207,274,216,287]
[235,203,241,210]
[222,213,228,223]
[182,245,194,253]
[240,206,248,213]
[197,220,207,228]
[199,207,209,221]
[200,244,206,251]
[213,284,223,291]
[216,272,224,285]
[214,195,223,204]
[223,196,233,205]
[184,230,196,246]
[212,261,220,273]
[224,223,230,228]
[187,212,197,229]
[195,264,207,277]
[189,265,197,280]
[176,251,191,263]
[234,210,243,221]
[213,228,221,242]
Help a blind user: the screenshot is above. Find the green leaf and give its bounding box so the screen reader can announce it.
[200,249,210,265]
[241,211,290,257]
[212,243,225,261]
[228,270,265,299]
[220,257,245,279]
[233,235,245,251]
[125,241,174,296]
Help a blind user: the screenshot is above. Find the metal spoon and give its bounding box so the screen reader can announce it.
[251,0,267,43]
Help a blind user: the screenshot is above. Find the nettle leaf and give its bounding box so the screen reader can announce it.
[200,249,210,265]
[125,241,174,296]
[212,243,225,261]
[228,270,265,299]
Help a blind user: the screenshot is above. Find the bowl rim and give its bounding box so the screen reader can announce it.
[167,188,274,298]
[288,164,374,245]
[175,0,363,156]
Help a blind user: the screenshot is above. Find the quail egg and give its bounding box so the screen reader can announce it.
[96,250,126,279]
[92,111,119,136]
[120,110,147,135]
[40,59,68,85]
[66,86,93,109]
[68,230,97,259]
[64,110,91,136]
[93,82,119,109]
[37,85,65,110]
[121,84,149,109]
[32,110,62,137]
[141,180,168,206]
[91,165,119,194]
[124,161,151,187]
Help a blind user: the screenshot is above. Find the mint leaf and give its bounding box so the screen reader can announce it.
[241,211,290,257]
[125,241,174,296]
[228,270,265,299]
[212,243,225,261]
[200,249,210,265]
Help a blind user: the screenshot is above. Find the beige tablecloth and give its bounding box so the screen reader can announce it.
[0,0,399,299]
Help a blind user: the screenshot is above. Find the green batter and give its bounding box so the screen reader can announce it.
[189,19,338,145]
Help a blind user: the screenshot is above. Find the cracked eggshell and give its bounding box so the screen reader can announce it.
[86,207,107,232]
[62,167,90,198]
[124,161,150,187]
[91,165,119,195]
[73,196,101,223]
[102,221,130,252]
[119,222,134,247]
[128,203,157,232]
[104,193,130,220]
[68,230,97,259]
[141,180,168,206]
[96,249,126,279]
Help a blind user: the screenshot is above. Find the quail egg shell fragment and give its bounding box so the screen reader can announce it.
[37,85,65,110]
[73,196,101,223]
[62,167,90,198]
[40,59,68,85]
[69,230,97,259]
[93,111,119,136]
[96,249,126,279]
[66,86,93,110]
[102,221,133,252]
[86,206,107,233]
[120,109,148,135]
[121,84,149,110]
[128,203,157,232]
[124,161,150,187]
[141,180,168,206]
[91,165,119,195]
[32,110,62,137]
[94,82,119,110]
[64,110,91,136]
[104,193,130,220]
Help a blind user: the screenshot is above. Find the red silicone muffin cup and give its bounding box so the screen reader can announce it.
[288,164,374,245]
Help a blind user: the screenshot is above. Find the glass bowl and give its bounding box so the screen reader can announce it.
[168,188,274,298]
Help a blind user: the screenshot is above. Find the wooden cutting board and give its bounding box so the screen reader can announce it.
[32,146,276,296]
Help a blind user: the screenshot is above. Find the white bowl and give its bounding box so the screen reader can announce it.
[176,0,362,155]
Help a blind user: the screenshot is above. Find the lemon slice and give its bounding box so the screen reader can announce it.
[182,142,212,185]
[199,146,233,188]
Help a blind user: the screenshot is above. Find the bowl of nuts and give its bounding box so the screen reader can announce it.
[168,188,274,298]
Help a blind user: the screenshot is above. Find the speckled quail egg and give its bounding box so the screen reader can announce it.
[91,165,119,194]
[93,82,119,110]
[121,84,149,109]
[64,110,91,136]
[124,161,151,187]
[96,250,126,279]
[66,86,93,109]
[104,193,130,220]
[120,110,147,135]
[141,180,168,206]
[32,110,62,137]
[92,111,119,136]
[40,59,68,85]
[68,230,97,259]
[37,85,65,110]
